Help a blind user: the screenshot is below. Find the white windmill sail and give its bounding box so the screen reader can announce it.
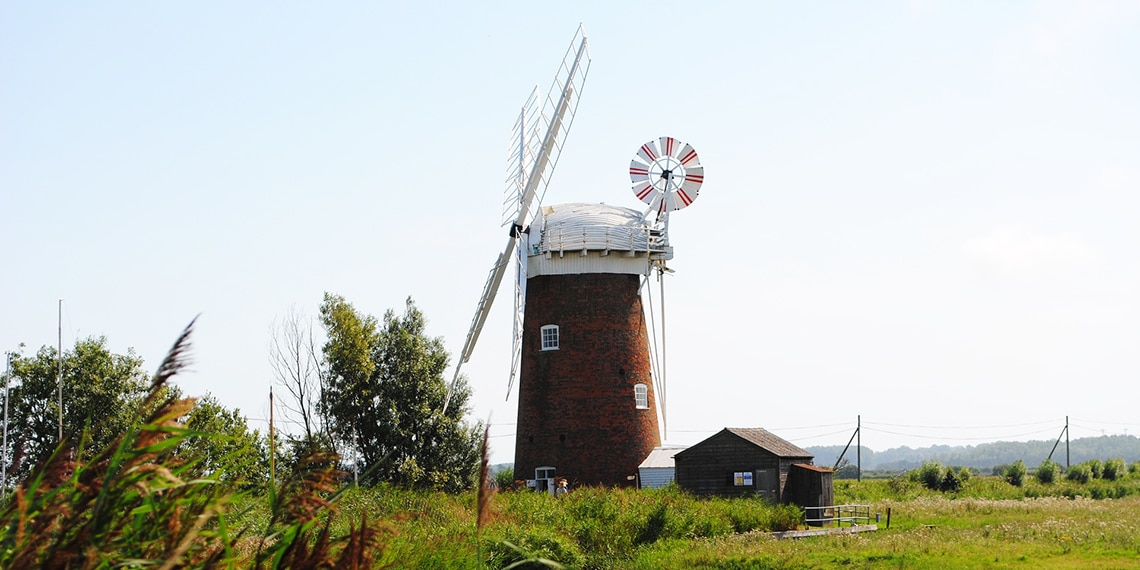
[443,26,591,413]
[504,86,539,395]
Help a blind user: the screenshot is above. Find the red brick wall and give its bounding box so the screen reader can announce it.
[514,272,662,487]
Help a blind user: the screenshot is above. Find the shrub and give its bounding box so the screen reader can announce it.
[939,468,963,493]
[489,527,581,569]
[726,499,767,533]
[887,476,913,495]
[1067,463,1092,484]
[1103,458,1126,481]
[494,467,515,490]
[768,503,805,532]
[913,461,944,491]
[1005,460,1027,487]
[1087,459,1104,479]
[1035,459,1059,484]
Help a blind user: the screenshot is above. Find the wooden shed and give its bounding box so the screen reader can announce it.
[674,427,814,501]
[784,463,835,524]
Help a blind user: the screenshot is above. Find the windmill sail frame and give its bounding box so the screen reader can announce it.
[444,26,591,412]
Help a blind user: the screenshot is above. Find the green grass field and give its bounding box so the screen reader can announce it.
[292,475,1140,569]
[8,331,1135,567]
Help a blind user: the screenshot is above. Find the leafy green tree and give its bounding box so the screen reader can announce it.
[1087,458,1104,479]
[1067,462,1092,483]
[1101,458,1126,481]
[179,393,270,488]
[318,294,482,491]
[912,461,944,491]
[4,337,149,480]
[1035,459,1059,484]
[939,467,963,493]
[1004,459,1027,487]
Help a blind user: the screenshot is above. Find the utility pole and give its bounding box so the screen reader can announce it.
[269,387,276,487]
[856,414,862,483]
[2,352,11,499]
[57,299,63,443]
[1065,415,1070,471]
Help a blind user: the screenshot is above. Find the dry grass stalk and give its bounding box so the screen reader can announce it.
[0,318,394,568]
[476,423,495,536]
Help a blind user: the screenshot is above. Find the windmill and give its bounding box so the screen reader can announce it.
[446,27,704,489]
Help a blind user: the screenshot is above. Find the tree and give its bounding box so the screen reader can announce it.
[269,306,326,447]
[179,393,270,488]
[4,337,149,480]
[318,294,482,491]
[1036,458,1059,484]
[1005,459,1027,487]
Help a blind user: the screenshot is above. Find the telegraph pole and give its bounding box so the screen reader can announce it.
[2,352,11,499]
[58,299,63,442]
[269,387,276,487]
[1065,415,1070,471]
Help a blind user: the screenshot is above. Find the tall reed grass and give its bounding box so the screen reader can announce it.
[0,320,391,568]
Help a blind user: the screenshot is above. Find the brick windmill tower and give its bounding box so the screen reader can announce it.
[445,28,704,489]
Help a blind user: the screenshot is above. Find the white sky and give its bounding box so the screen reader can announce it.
[3,2,1139,463]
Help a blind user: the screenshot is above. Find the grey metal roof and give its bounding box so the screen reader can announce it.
[638,446,686,469]
[725,428,813,458]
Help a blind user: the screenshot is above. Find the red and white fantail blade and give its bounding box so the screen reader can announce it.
[629,158,651,184]
[680,165,704,196]
[632,180,657,203]
[677,143,700,166]
[636,140,659,164]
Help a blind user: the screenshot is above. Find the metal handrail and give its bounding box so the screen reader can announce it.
[803,504,873,528]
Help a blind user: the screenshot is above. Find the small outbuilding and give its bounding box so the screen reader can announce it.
[784,463,835,524]
[637,445,686,489]
[673,427,817,502]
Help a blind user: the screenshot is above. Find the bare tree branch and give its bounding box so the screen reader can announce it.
[269,306,324,442]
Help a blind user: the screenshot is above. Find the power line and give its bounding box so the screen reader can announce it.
[786,428,858,443]
[863,419,1058,430]
[862,425,1058,442]
[1070,417,1140,428]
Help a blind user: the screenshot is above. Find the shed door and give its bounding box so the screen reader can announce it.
[756,469,779,502]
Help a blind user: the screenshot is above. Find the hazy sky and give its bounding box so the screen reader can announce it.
[3,2,1138,463]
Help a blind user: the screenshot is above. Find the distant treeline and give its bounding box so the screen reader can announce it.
[807,434,1140,472]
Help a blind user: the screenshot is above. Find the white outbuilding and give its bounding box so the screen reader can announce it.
[638,445,687,489]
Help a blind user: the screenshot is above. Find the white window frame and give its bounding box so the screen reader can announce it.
[541,325,559,351]
[634,383,649,409]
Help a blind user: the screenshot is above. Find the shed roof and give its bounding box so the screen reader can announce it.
[723,427,813,458]
[792,463,833,474]
[638,446,686,469]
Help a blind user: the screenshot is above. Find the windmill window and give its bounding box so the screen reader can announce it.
[634,383,649,409]
[541,325,559,350]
